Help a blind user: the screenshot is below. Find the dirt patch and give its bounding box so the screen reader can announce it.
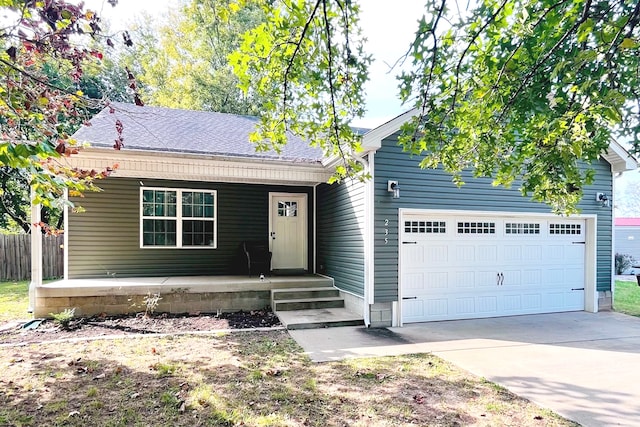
[0,310,281,345]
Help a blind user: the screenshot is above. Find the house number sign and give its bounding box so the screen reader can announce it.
[383,219,389,244]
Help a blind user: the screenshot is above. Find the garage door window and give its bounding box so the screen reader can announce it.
[549,223,581,235]
[404,221,446,233]
[457,222,495,234]
[505,223,540,234]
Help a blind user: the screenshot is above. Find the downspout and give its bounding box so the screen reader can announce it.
[28,187,42,315]
[355,153,374,327]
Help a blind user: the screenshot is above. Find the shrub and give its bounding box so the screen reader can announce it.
[49,308,76,330]
[615,253,635,275]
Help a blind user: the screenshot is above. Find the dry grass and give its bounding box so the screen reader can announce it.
[0,330,577,427]
[0,281,29,322]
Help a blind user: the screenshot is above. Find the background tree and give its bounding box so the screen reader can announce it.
[232,0,640,213]
[0,1,136,233]
[125,0,265,115]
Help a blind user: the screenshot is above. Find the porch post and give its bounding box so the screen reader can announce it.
[28,187,42,314]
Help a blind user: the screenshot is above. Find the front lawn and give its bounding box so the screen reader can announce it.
[615,279,640,317]
[0,280,29,321]
[0,331,576,427]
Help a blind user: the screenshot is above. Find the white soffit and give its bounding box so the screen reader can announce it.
[61,148,332,186]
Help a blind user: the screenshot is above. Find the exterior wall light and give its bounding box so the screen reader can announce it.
[596,192,610,208]
[387,180,400,199]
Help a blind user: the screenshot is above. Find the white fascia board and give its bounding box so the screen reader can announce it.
[361,108,419,152]
[63,148,332,186]
[603,140,638,172]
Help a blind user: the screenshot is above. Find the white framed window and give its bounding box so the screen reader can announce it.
[140,187,217,249]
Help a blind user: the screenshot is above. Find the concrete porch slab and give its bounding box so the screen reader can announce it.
[37,275,333,297]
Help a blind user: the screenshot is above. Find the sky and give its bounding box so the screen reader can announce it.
[83,0,426,129]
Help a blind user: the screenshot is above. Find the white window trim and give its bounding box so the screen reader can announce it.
[139,186,217,249]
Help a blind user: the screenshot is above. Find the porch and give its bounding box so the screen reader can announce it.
[33,274,334,318]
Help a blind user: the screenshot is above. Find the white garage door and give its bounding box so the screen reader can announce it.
[400,213,586,323]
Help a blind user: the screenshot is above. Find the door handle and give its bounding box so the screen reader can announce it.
[497,273,504,286]
[402,296,417,300]
[270,231,276,240]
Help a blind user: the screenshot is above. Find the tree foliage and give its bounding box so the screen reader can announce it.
[232,0,640,212]
[229,0,371,176]
[0,0,123,230]
[126,0,265,115]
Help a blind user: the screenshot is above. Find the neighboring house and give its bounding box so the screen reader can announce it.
[614,217,640,273]
[31,104,637,326]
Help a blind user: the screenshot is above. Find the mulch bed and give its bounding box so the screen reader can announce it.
[0,309,281,346]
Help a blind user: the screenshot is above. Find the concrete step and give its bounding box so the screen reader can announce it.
[272,287,340,301]
[273,296,345,311]
[276,307,364,330]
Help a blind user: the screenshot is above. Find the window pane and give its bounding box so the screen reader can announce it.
[143,190,153,203]
[182,220,214,246]
[194,205,203,217]
[143,204,154,216]
[183,205,192,217]
[205,206,214,217]
[155,204,165,216]
[155,192,165,203]
[204,193,214,205]
[143,232,154,245]
[142,219,177,247]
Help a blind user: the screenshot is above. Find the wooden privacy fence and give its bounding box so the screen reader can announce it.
[0,234,64,281]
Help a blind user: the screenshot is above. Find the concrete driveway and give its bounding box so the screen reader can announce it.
[289,311,640,427]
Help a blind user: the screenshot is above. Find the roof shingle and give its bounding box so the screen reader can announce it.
[72,102,325,163]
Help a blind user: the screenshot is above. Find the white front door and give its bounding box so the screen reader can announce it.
[400,212,586,323]
[269,193,308,270]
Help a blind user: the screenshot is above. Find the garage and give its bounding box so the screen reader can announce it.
[400,212,587,323]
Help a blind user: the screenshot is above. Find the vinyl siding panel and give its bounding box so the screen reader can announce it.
[374,136,614,302]
[615,227,640,266]
[316,179,366,296]
[68,177,313,278]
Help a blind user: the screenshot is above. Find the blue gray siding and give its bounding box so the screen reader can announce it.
[374,135,614,302]
[316,178,366,296]
[615,226,640,270]
[68,177,313,278]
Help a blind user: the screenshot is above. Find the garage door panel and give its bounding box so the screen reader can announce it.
[477,296,498,313]
[477,245,498,262]
[401,213,586,323]
[502,294,523,311]
[503,246,523,262]
[403,245,425,265]
[522,294,542,310]
[522,270,543,285]
[522,246,543,261]
[502,269,522,286]
[477,271,498,287]
[425,272,448,289]
[545,292,566,308]
[453,271,475,288]
[402,299,424,321]
[456,246,476,263]
[455,297,476,315]
[404,273,425,291]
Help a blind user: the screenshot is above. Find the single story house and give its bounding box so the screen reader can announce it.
[30,103,637,326]
[614,217,640,274]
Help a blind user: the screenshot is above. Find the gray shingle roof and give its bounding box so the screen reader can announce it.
[72,102,325,163]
